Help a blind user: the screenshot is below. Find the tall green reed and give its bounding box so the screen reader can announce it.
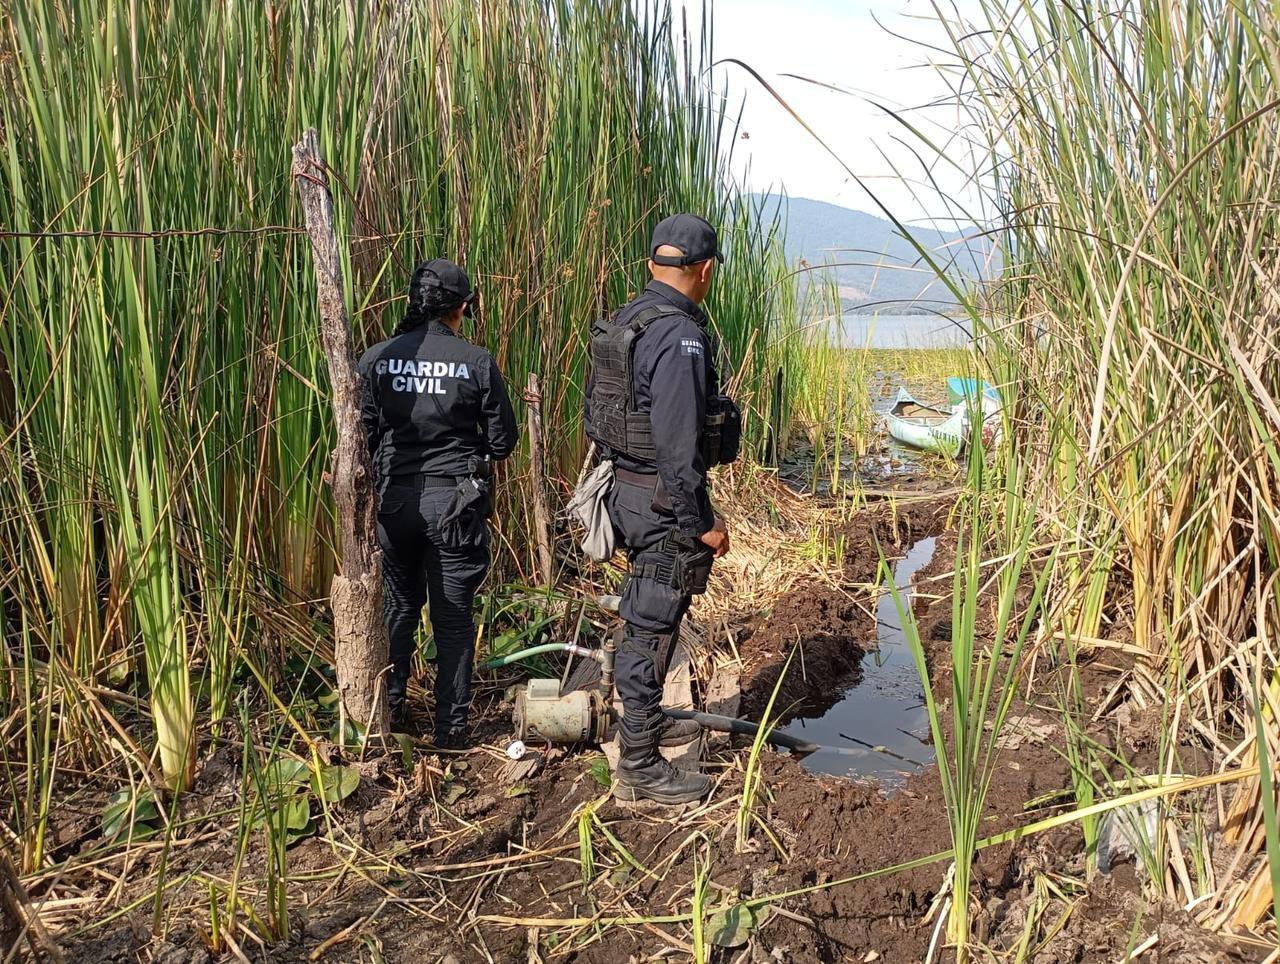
[888,453,1054,959]
[830,0,1280,924]
[0,1,797,795]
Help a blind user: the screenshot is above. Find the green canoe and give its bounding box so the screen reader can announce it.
[885,388,967,457]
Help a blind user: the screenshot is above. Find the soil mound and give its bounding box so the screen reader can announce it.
[739,499,949,718]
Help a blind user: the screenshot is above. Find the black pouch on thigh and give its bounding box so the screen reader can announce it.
[437,479,491,549]
[621,569,687,633]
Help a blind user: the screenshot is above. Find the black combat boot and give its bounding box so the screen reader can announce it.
[658,714,703,747]
[387,673,410,727]
[432,729,470,752]
[615,717,710,805]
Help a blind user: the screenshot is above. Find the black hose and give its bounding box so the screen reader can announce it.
[661,708,820,757]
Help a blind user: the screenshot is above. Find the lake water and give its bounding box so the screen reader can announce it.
[791,536,938,788]
[839,313,972,349]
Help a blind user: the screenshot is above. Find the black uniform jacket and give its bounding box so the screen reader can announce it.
[358,318,518,480]
[608,280,718,537]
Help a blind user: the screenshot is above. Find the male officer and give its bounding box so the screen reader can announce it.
[359,258,518,747]
[585,213,740,805]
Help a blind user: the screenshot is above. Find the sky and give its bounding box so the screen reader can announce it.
[690,0,989,227]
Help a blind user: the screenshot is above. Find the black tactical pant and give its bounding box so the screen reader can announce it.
[377,478,490,736]
[608,475,711,730]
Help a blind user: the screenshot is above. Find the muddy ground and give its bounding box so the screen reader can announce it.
[36,496,1268,963]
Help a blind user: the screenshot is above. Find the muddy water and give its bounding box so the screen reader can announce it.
[791,537,938,787]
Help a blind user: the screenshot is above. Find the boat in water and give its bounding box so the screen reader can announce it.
[886,380,1003,457]
[885,388,967,457]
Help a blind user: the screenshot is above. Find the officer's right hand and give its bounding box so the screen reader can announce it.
[698,516,730,558]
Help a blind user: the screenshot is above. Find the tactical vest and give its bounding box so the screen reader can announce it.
[586,305,741,466]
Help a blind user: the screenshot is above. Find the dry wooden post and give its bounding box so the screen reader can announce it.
[526,372,553,585]
[291,129,388,736]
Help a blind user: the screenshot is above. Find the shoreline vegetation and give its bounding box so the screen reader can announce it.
[2,0,1279,961]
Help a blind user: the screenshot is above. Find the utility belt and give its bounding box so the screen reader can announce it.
[396,455,495,490]
[615,466,659,487]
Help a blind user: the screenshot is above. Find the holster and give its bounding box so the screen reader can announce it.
[439,477,491,547]
[660,530,714,596]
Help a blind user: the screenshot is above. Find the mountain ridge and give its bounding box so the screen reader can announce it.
[749,194,998,314]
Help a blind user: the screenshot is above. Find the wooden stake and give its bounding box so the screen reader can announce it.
[291,129,388,735]
[526,372,553,585]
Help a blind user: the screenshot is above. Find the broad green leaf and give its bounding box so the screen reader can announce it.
[287,818,319,846]
[311,765,360,803]
[329,719,367,749]
[706,902,767,948]
[394,733,415,769]
[283,793,311,831]
[263,758,309,789]
[101,788,160,842]
[588,757,612,787]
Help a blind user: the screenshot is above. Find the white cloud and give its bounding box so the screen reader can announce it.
[693,0,990,226]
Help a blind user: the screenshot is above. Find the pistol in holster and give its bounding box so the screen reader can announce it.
[661,529,715,596]
[466,455,494,480]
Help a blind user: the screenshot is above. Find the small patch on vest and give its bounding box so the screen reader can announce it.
[679,338,703,356]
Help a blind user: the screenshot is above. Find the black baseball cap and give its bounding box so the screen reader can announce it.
[411,258,477,312]
[650,213,724,266]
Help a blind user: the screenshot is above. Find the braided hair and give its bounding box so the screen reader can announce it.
[395,261,468,335]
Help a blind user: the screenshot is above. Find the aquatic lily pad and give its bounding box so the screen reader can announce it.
[706,902,769,948]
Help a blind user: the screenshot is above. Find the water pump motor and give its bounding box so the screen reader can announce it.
[513,678,612,744]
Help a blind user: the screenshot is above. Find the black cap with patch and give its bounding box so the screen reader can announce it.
[409,258,477,316]
[650,213,724,267]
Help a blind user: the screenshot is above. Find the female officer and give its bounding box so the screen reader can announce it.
[359,259,518,747]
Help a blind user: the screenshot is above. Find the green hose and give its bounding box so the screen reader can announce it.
[480,642,599,670]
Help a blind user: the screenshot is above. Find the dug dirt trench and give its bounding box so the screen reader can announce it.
[789,535,939,786]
